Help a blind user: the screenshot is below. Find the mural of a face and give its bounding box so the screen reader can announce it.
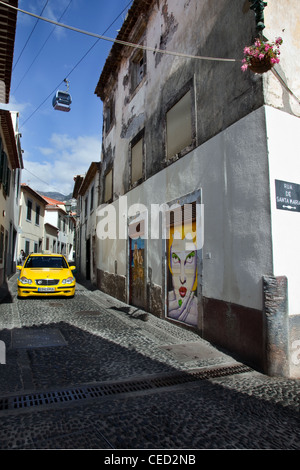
[170,236,197,307]
[167,220,198,326]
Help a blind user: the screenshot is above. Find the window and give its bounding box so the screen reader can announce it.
[0,150,7,186]
[105,99,114,133]
[27,199,32,221]
[0,150,10,196]
[25,240,30,256]
[90,186,94,212]
[104,169,113,203]
[34,242,38,253]
[84,197,88,218]
[166,90,192,160]
[131,49,146,92]
[0,226,4,263]
[4,167,10,197]
[131,136,144,185]
[24,255,68,269]
[35,205,40,225]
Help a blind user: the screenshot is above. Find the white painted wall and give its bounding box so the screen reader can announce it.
[265,105,300,315]
[97,106,273,312]
[44,210,57,228]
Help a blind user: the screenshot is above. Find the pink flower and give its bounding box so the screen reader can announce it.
[243,47,251,55]
[275,37,283,45]
[265,44,271,51]
[241,64,248,72]
[259,53,265,60]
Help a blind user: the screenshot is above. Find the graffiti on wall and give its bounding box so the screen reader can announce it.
[167,219,198,327]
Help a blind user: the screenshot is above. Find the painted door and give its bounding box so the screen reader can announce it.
[166,202,199,327]
[129,236,145,308]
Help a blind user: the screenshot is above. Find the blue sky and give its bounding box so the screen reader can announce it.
[6,0,133,195]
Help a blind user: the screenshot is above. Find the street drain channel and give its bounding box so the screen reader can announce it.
[0,363,252,412]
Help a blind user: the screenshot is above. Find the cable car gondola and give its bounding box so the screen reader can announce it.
[52,79,72,112]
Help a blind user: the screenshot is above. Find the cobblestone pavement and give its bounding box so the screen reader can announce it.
[0,273,299,451]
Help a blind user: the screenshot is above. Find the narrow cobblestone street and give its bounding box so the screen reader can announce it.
[0,273,299,452]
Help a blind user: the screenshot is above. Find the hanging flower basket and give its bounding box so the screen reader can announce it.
[241,37,283,74]
[248,54,274,74]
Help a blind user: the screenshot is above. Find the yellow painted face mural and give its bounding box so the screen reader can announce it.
[167,221,198,326]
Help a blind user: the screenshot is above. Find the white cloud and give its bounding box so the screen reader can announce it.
[0,95,32,114]
[22,133,101,195]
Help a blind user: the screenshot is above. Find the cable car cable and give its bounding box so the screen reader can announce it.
[3,1,237,63]
[13,0,73,93]
[18,0,134,127]
[12,0,50,71]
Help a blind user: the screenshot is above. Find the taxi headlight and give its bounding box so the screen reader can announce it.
[20,276,32,284]
[62,277,74,284]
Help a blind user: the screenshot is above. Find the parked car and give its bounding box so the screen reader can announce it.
[17,253,76,298]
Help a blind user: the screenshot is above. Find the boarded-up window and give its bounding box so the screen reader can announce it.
[104,169,113,203]
[131,137,143,184]
[166,91,192,159]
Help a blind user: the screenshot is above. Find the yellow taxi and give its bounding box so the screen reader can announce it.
[17,253,76,298]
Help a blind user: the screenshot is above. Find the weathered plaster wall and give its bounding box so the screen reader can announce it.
[98,106,272,312]
[263,0,300,117]
[101,0,264,198]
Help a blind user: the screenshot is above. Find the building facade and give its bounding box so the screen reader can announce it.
[73,162,101,283]
[93,0,300,377]
[0,110,23,282]
[43,196,75,261]
[17,188,75,262]
[18,184,47,259]
[0,0,23,286]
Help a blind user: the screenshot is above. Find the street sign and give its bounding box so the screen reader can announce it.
[275,179,300,212]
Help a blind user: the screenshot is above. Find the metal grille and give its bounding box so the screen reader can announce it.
[36,279,59,286]
[0,364,252,412]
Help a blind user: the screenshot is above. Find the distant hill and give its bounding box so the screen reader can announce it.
[39,191,73,202]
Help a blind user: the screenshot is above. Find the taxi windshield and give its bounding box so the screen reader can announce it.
[24,256,68,269]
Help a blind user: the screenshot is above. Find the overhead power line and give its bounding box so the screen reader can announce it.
[13,0,74,93]
[3,0,298,129]
[1,1,238,63]
[12,0,50,71]
[18,0,134,129]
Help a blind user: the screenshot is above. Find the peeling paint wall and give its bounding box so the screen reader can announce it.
[100,0,263,200]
